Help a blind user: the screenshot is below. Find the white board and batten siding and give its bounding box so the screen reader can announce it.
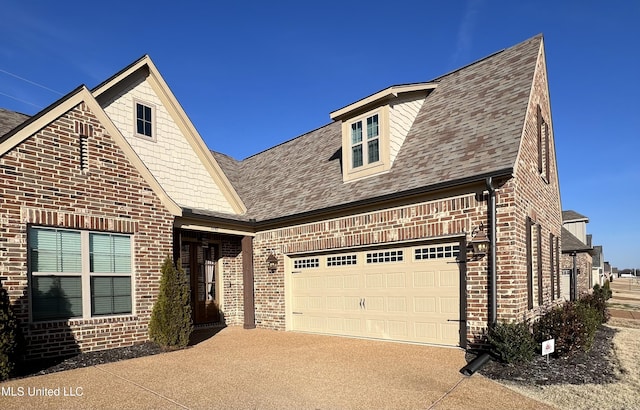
[287,243,463,347]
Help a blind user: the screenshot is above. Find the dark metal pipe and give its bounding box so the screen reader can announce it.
[486,177,497,325]
[461,352,492,376]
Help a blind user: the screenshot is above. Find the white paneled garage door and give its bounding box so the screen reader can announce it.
[289,243,462,346]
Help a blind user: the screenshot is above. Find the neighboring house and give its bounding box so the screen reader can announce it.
[1,34,563,360]
[592,245,605,285]
[603,261,612,282]
[560,210,593,300]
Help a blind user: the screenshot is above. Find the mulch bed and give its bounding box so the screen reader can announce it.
[469,325,620,385]
[14,342,163,380]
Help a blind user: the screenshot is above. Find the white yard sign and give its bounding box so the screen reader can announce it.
[542,338,555,359]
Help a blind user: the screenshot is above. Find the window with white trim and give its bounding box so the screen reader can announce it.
[135,101,154,139]
[350,113,380,168]
[29,227,133,321]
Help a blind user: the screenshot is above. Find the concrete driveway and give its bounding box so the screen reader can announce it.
[1,327,552,409]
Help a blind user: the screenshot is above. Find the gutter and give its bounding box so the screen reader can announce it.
[179,169,513,240]
[255,168,514,230]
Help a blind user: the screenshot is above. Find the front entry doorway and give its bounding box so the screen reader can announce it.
[180,241,221,325]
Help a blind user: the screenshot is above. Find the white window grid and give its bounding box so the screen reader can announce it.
[415,245,460,260]
[366,250,404,264]
[327,254,357,267]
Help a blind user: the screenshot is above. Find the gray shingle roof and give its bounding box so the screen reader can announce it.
[217,35,543,221]
[0,108,29,137]
[562,210,589,222]
[592,245,603,266]
[562,227,593,253]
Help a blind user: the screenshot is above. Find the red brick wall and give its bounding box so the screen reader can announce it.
[220,237,244,326]
[0,103,174,359]
[508,42,563,323]
[252,193,489,336]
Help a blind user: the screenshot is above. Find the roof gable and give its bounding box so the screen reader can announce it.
[93,56,246,215]
[562,210,589,222]
[0,87,181,216]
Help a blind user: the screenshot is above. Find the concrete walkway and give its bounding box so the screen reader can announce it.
[1,328,552,409]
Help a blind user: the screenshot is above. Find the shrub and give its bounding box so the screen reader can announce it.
[533,301,601,356]
[149,256,193,349]
[580,285,611,324]
[487,321,536,364]
[0,283,22,381]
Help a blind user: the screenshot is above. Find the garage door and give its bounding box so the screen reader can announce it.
[289,243,462,346]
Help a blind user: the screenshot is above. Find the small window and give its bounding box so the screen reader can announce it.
[415,245,460,260]
[135,102,154,138]
[366,250,403,263]
[350,114,380,169]
[293,258,319,269]
[327,254,357,267]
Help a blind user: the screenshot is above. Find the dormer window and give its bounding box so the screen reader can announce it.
[351,114,380,168]
[330,82,437,183]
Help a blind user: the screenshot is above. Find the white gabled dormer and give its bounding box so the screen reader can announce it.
[330,82,437,183]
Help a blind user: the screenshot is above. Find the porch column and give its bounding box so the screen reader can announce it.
[242,236,256,329]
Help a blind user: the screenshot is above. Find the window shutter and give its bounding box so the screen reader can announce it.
[526,217,533,309]
[537,105,542,173]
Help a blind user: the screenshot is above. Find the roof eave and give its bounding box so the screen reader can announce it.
[254,168,514,228]
[329,82,438,121]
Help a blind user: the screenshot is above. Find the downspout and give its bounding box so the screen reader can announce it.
[462,178,498,377]
[571,252,577,301]
[487,177,497,326]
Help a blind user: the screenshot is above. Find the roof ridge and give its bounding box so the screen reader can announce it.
[90,54,149,93]
[431,34,542,82]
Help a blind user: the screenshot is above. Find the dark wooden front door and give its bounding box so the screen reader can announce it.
[180,242,220,325]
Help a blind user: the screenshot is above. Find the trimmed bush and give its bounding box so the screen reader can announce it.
[0,283,21,381]
[533,300,601,356]
[487,321,536,364]
[149,256,193,349]
[581,284,611,324]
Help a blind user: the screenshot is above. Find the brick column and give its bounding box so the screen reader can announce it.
[242,236,256,329]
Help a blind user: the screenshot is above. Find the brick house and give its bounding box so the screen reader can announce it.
[1,34,562,359]
[560,210,594,300]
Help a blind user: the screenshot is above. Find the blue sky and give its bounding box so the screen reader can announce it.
[1,0,638,269]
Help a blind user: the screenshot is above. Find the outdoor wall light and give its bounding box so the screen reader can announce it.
[469,225,490,258]
[266,253,278,273]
